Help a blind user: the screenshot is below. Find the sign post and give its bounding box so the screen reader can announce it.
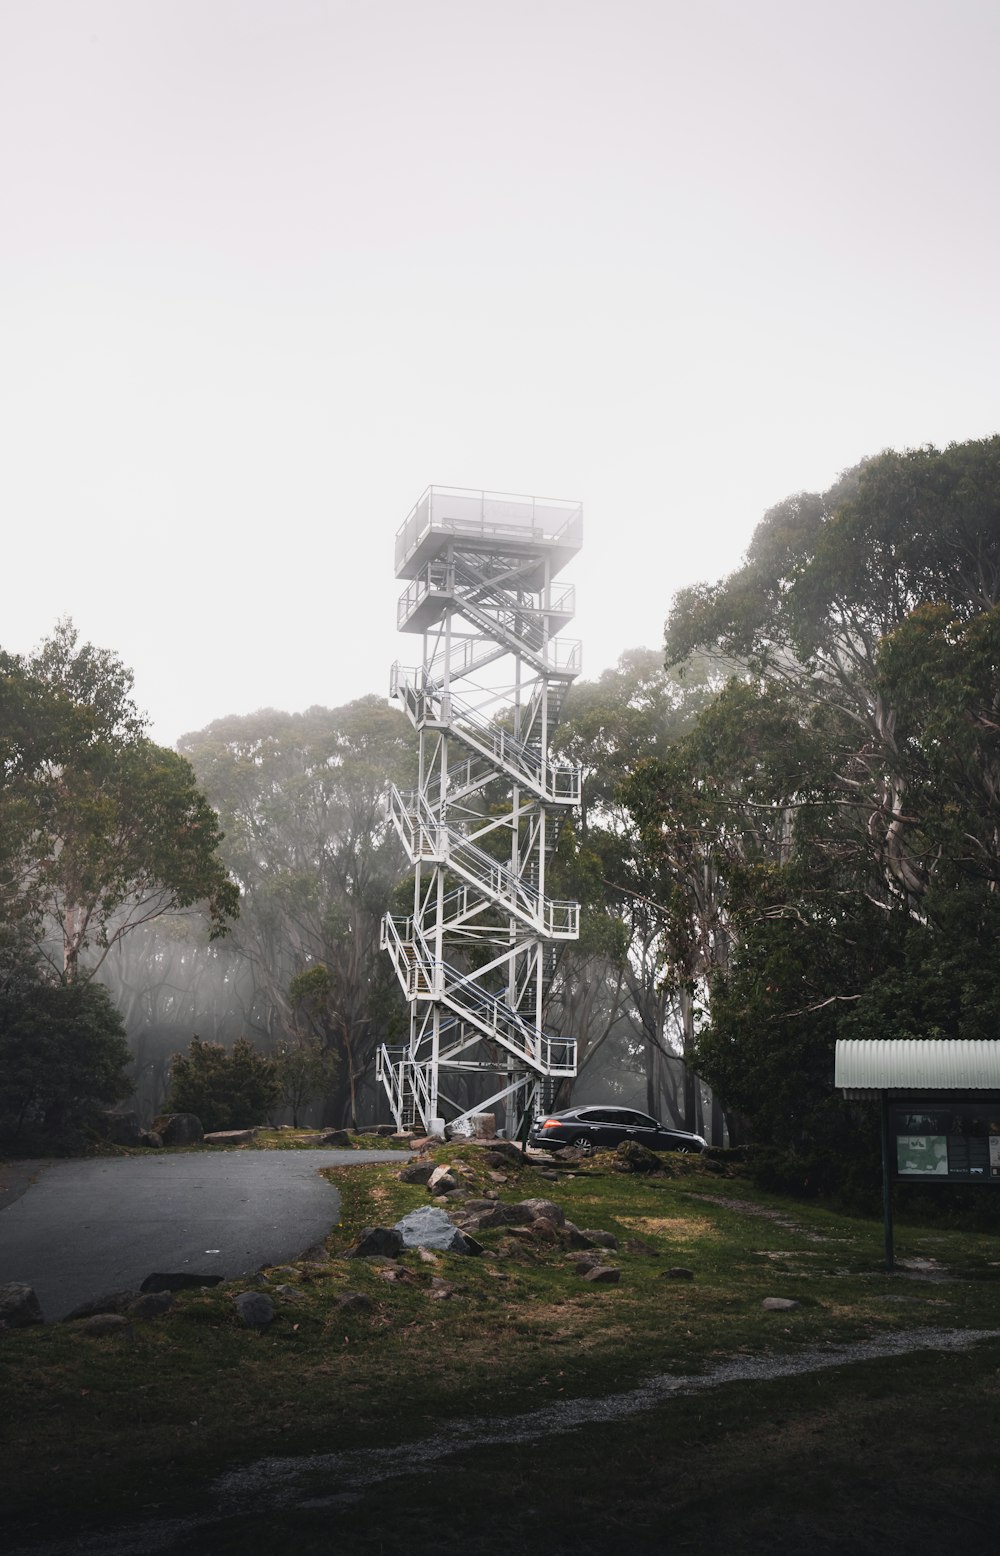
[880,1091,894,1272]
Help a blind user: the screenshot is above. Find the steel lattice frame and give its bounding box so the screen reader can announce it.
[378,487,583,1137]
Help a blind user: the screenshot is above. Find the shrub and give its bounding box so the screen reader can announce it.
[0,960,132,1152]
[166,1035,280,1131]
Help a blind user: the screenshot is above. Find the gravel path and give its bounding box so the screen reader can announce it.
[9,1325,1000,1556]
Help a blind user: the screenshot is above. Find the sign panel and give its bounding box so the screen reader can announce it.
[889,1101,1000,1182]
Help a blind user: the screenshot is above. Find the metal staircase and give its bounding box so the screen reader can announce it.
[378,486,583,1138]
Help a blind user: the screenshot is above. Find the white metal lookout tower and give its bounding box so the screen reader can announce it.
[377,486,583,1138]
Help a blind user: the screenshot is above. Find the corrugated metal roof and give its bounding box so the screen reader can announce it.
[835,1039,1000,1096]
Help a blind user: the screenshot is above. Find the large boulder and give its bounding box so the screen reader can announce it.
[613,1140,662,1174]
[518,1197,565,1226]
[482,1140,523,1166]
[394,1206,469,1253]
[74,1313,132,1336]
[463,1202,535,1230]
[203,1129,257,1146]
[581,1264,621,1285]
[579,1228,618,1249]
[447,1113,496,1140]
[427,1166,460,1195]
[234,1292,274,1329]
[342,1226,404,1259]
[0,1283,44,1327]
[127,1291,174,1320]
[63,1289,138,1321]
[317,1129,352,1147]
[152,1113,204,1146]
[335,1292,375,1313]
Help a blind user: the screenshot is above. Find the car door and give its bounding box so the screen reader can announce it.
[621,1110,662,1148]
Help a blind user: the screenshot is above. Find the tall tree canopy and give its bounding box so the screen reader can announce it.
[179,697,417,1125]
[1,622,237,981]
[635,436,1000,1180]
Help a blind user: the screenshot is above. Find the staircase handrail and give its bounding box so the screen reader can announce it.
[389,785,578,937]
[392,666,581,803]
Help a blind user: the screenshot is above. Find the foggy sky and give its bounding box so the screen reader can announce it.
[3,0,998,746]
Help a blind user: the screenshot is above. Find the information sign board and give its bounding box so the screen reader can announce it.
[889,1100,1000,1182]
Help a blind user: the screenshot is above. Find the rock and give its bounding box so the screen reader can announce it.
[528,1216,562,1244]
[625,1237,659,1256]
[203,1129,257,1146]
[234,1291,275,1328]
[75,1313,132,1336]
[342,1226,404,1259]
[273,1284,307,1301]
[581,1264,621,1284]
[762,1296,800,1311]
[0,1282,44,1327]
[518,1198,565,1226]
[152,1113,204,1146]
[429,1278,455,1299]
[390,1132,416,1144]
[378,1266,414,1284]
[394,1205,470,1253]
[417,1248,440,1265]
[335,1291,375,1312]
[565,1227,597,1249]
[299,1243,332,1264]
[370,1124,397,1137]
[127,1291,174,1320]
[447,1113,496,1140]
[487,1170,509,1183]
[569,1251,607,1272]
[63,1290,138,1321]
[661,1267,695,1281]
[141,1272,224,1293]
[465,1202,535,1230]
[138,1130,163,1148]
[579,1228,618,1249]
[483,1141,523,1165]
[427,1166,460,1195]
[317,1129,352,1147]
[613,1140,662,1173]
[454,1232,484,1256]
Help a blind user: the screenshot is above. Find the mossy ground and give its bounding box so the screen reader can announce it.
[3,1144,1000,1553]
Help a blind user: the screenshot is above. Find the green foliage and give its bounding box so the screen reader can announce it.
[166,1035,280,1131]
[0,930,132,1150]
[179,699,416,1124]
[273,1014,340,1126]
[656,434,1000,1183]
[1,621,238,979]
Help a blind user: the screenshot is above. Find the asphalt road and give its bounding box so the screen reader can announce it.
[0,1149,406,1321]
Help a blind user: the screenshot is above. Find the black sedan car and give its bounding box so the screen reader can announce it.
[528,1105,706,1156]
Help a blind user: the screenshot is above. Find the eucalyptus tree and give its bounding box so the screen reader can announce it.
[549,648,724,1129]
[179,697,416,1126]
[667,436,1000,909]
[0,621,237,982]
[658,435,1000,1167]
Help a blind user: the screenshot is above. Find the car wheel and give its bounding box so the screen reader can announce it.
[571,1134,594,1156]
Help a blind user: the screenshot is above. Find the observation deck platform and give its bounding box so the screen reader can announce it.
[395,486,583,586]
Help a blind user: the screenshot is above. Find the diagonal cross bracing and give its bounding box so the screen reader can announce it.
[379,486,583,1137]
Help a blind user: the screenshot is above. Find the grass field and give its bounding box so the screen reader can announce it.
[3,1143,1000,1554]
